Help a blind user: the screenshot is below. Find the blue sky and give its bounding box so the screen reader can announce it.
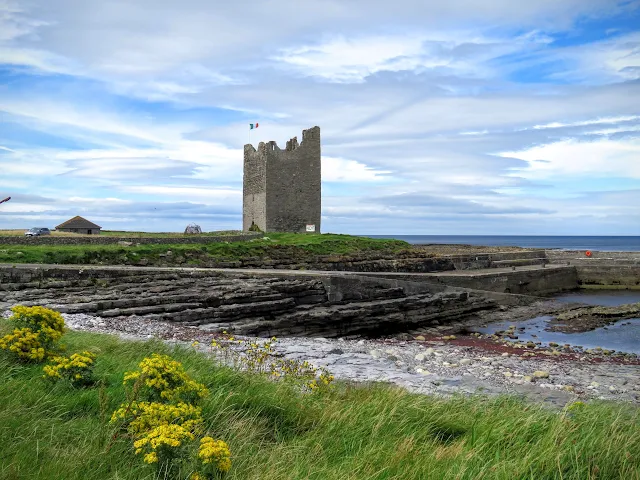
[0,0,639,235]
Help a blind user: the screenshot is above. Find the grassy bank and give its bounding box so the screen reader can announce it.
[1,326,638,479]
[0,233,410,266]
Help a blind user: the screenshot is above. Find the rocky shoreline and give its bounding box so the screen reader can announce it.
[6,307,636,408]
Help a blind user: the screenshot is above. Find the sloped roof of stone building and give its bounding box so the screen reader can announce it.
[55,216,102,229]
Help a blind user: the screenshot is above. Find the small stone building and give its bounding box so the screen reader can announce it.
[55,216,102,235]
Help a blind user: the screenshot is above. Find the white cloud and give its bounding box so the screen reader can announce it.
[273,35,430,83]
[529,115,640,130]
[543,31,640,84]
[118,185,241,201]
[501,137,640,180]
[322,156,391,182]
[271,30,558,83]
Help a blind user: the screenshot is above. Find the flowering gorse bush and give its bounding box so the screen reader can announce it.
[110,353,230,477]
[211,332,335,392]
[0,306,66,362]
[43,350,96,387]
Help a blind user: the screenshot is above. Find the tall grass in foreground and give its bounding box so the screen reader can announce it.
[0,329,638,480]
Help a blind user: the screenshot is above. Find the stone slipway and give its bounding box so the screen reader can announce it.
[357,264,578,296]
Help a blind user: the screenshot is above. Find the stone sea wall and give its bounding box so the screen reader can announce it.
[576,266,640,289]
[545,250,640,288]
[358,266,579,296]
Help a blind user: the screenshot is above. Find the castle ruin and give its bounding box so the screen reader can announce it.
[243,126,321,233]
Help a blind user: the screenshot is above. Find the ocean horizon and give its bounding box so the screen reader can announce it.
[364,235,640,252]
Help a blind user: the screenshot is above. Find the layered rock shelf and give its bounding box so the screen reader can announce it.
[0,266,496,337]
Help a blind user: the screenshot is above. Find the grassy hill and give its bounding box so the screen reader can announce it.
[1,324,638,480]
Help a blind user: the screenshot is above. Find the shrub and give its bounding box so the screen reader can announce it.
[123,353,209,404]
[111,353,230,477]
[197,436,232,474]
[111,401,203,437]
[0,306,66,362]
[248,221,262,232]
[133,423,195,465]
[0,327,46,361]
[43,351,96,387]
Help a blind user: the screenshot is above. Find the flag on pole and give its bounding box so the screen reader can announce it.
[250,123,259,129]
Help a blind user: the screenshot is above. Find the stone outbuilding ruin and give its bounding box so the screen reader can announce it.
[243,126,321,233]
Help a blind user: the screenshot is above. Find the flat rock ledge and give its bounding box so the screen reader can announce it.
[0,269,495,337]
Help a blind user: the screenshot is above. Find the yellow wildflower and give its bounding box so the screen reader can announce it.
[43,351,96,386]
[110,401,203,436]
[1,306,66,362]
[122,354,209,403]
[198,436,231,473]
[133,424,195,465]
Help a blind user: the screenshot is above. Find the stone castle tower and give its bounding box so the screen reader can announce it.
[243,126,321,233]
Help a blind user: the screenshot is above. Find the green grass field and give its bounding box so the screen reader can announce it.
[1,325,638,480]
[0,233,410,266]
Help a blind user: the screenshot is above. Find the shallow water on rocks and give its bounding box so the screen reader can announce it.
[474,290,640,354]
[473,317,640,355]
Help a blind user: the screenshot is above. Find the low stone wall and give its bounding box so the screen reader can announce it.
[546,250,640,263]
[361,267,579,296]
[545,250,640,289]
[432,267,579,296]
[576,266,640,289]
[0,232,263,246]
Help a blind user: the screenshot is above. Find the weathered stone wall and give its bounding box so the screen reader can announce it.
[242,143,267,232]
[546,250,640,263]
[243,126,321,233]
[432,267,578,295]
[58,228,101,235]
[361,266,579,296]
[0,232,263,246]
[545,250,640,288]
[576,266,640,289]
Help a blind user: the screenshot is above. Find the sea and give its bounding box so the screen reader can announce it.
[365,235,640,252]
